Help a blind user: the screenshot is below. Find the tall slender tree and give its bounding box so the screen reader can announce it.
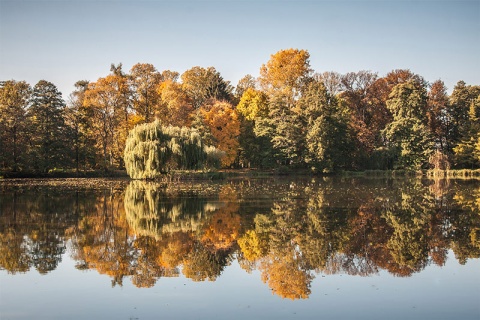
[27,80,67,172]
[65,80,96,173]
[427,80,451,153]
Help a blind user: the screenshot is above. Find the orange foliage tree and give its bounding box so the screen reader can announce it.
[200,101,240,167]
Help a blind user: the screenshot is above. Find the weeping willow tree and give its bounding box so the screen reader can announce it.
[124,120,224,179]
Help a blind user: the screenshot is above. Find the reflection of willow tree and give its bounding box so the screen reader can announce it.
[124,180,219,238]
[0,188,79,274]
[123,181,240,282]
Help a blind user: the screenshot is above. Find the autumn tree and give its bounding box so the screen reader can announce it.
[0,80,31,171]
[259,49,311,104]
[236,88,273,167]
[27,80,68,172]
[83,67,132,170]
[157,80,194,127]
[339,71,379,166]
[161,70,180,82]
[198,101,240,167]
[130,63,162,123]
[234,74,256,101]
[181,66,233,109]
[313,71,343,96]
[254,49,313,166]
[259,48,312,105]
[427,80,451,154]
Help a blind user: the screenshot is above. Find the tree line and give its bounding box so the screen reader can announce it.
[1,48,479,174]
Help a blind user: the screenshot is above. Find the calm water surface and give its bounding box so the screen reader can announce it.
[0,177,479,319]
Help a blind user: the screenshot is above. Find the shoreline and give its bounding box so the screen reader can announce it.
[1,169,480,187]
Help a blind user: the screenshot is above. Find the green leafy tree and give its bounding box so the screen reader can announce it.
[181,66,233,109]
[451,82,480,168]
[65,80,97,173]
[236,88,273,167]
[298,81,353,172]
[255,93,304,165]
[383,80,434,169]
[27,80,68,172]
[124,121,223,179]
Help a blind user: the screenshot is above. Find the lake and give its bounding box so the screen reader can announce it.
[0,176,479,319]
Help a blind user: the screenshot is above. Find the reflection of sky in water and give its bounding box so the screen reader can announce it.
[1,250,479,320]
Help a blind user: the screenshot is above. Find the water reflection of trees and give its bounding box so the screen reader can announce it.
[1,178,480,299]
[0,188,86,274]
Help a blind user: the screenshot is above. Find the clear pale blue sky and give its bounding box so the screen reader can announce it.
[1,0,479,99]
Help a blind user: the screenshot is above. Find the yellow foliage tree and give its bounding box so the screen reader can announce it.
[259,252,312,300]
[157,80,194,127]
[236,88,269,121]
[259,48,311,103]
[237,230,266,262]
